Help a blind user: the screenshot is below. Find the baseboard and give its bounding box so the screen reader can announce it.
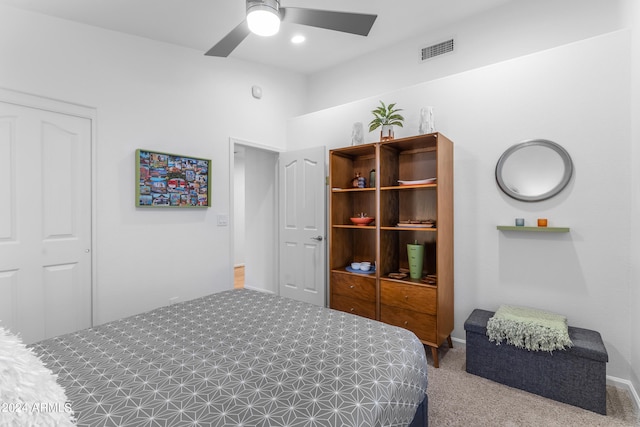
[451,336,467,347]
[243,285,274,294]
[451,336,640,412]
[607,375,640,413]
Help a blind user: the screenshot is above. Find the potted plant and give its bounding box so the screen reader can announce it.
[368,101,405,141]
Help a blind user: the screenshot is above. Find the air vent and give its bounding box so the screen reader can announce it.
[421,38,454,61]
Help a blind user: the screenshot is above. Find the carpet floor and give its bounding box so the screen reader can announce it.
[426,346,639,426]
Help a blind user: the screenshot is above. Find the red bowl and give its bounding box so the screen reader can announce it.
[350,217,374,226]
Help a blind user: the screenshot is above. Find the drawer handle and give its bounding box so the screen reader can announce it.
[350,285,355,289]
[350,308,355,312]
[404,321,408,326]
[404,295,409,300]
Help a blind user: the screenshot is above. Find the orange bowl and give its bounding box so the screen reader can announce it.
[350,217,374,226]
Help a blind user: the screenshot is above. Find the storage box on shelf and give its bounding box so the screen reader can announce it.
[329,133,454,367]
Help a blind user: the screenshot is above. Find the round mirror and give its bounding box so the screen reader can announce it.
[495,139,573,202]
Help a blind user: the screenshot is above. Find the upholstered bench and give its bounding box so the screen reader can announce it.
[464,309,608,414]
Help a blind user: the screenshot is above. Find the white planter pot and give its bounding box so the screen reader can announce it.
[380,124,394,141]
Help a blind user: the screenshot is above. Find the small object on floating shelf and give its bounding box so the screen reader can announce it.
[537,218,548,227]
[515,218,525,226]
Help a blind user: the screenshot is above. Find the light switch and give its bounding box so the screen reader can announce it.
[217,214,229,226]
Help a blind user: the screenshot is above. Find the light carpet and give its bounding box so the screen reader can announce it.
[426,346,639,426]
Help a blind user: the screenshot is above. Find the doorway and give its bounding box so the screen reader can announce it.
[230,138,327,307]
[233,146,246,289]
[231,139,280,294]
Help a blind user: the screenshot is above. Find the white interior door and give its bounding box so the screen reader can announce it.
[0,101,92,344]
[278,146,326,306]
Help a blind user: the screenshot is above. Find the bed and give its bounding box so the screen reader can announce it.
[29,289,428,426]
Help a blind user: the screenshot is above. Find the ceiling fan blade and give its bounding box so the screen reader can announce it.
[281,7,377,36]
[205,20,251,57]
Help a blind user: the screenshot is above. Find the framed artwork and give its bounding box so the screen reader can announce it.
[136,149,211,208]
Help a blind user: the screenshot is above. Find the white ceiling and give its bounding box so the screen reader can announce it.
[0,0,512,74]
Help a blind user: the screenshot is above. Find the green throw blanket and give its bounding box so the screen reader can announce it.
[486,305,573,352]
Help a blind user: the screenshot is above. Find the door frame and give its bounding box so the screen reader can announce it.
[228,137,282,294]
[0,86,97,326]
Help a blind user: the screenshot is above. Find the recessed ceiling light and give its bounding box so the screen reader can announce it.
[291,35,306,44]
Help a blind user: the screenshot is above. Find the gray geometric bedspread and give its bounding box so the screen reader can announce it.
[30,289,428,426]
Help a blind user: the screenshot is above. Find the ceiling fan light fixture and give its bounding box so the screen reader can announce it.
[247,0,281,37]
[205,1,377,58]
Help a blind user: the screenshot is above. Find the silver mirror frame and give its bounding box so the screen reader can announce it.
[495,139,573,202]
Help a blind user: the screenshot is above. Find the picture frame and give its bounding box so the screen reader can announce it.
[136,149,211,208]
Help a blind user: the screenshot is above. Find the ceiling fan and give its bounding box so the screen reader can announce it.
[205,0,378,57]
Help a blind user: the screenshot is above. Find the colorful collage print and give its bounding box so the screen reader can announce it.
[138,150,210,207]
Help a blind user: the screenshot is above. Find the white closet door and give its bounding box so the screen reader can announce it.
[0,101,92,344]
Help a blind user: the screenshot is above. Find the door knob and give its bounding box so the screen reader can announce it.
[310,235,323,241]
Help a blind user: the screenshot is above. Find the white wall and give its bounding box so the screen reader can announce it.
[0,4,307,324]
[289,31,633,380]
[307,0,625,112]
[624,0,640,398]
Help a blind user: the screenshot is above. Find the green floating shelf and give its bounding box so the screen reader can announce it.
[497,225,570,233]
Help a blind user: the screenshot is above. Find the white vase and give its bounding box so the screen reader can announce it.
[419,107,435,134]
[351,122,364,145]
